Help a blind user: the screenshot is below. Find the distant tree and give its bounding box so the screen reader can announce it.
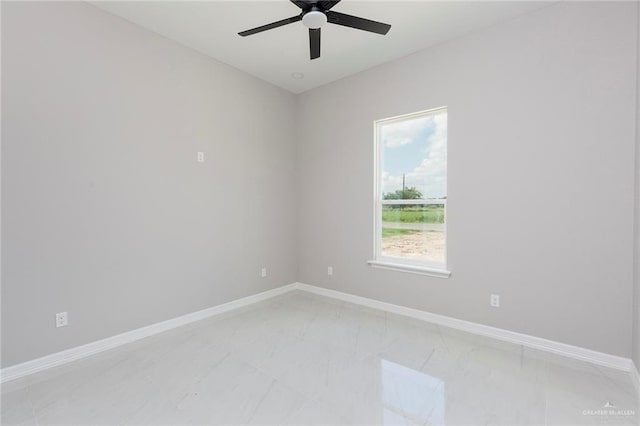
[383,187,423,200]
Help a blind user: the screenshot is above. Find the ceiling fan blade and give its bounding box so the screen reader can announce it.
[326,11,391,35]
[309,28,320,60]
[319,1,341,10]
[290,0,308,9]
[238,15,302,37]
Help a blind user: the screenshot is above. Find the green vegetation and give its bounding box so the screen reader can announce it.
[382,205,445,224]
[381,228,419,237]
[381,185,444,224]
[383,187,423,200]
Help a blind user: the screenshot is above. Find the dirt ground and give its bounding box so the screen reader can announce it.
[382,231,445,264]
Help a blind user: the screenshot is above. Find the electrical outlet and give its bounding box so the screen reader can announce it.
[56,312,68,328]
[490,294,500,308]
[261,267,267,278]
[327,266,333,276]
[197,152,205,163]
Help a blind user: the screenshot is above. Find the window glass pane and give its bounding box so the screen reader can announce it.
[380,112,447,200]
[377,109,447,267]
[381,204,445,265]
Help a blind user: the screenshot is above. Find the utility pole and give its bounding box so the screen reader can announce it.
[402,174,406,198]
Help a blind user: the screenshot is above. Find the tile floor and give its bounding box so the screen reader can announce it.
[1,290,638,425]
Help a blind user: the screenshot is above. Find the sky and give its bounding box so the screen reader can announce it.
[380,111,447,199]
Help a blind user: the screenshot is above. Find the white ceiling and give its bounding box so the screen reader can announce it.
[91,1,553,94]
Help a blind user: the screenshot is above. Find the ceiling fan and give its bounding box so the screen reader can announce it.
[238,0,391,60]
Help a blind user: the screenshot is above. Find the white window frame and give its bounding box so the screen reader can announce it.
[368,107,451,278]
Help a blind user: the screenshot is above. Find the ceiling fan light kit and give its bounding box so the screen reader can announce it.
[238,0,391,60]
[302,9,327,29]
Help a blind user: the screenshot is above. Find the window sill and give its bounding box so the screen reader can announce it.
[367,260,451,278]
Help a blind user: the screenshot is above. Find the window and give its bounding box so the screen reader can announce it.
[370,107,449,277]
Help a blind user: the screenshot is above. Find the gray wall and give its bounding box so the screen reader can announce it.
[296,1,638,358]
[1,2,297,367]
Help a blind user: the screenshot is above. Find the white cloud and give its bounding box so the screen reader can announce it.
[382,113,447,198]
[382,115,434,148]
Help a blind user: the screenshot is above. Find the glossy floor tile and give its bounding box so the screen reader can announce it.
[1,290,638,425]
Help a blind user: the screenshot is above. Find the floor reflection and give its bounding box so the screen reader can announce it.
[382,359,445,425]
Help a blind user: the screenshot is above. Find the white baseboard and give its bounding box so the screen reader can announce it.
[293,283,633,372]
[2,281,635,386]
[0,283,298,383]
